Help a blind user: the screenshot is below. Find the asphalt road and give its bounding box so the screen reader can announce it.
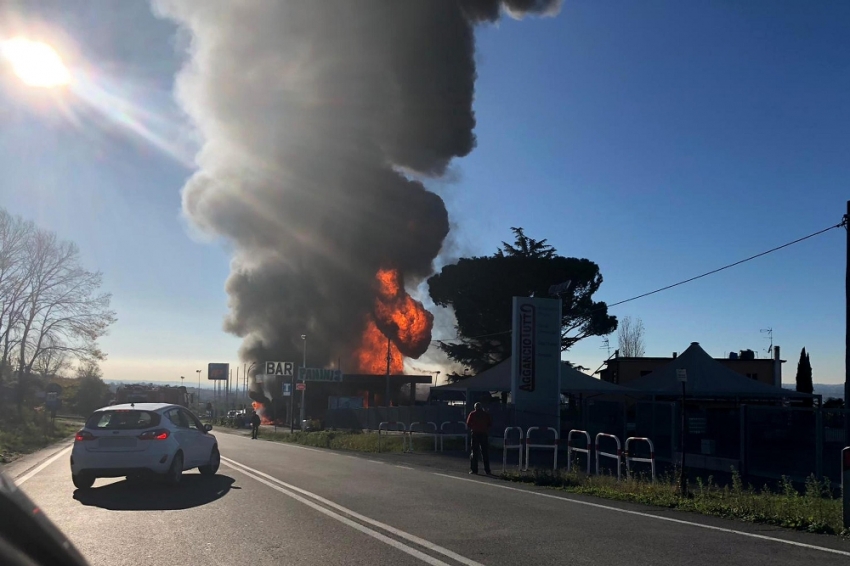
[6,431,850,565]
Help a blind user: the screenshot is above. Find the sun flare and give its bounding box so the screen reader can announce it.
[1,37,70,87]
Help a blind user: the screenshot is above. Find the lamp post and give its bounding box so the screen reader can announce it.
[196,369,201,411]
[245,361,257,409]
[299,334,307,426]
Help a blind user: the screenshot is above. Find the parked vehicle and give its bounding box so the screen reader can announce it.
[70,403,219,489]
[113,384,190,407]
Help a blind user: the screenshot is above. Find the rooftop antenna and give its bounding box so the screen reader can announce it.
[760,328,773,358]
[600,336,612,358]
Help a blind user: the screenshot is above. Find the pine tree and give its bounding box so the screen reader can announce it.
[795,347,813,395]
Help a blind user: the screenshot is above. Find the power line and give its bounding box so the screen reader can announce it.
[431,219,844,343]
[606,220,843,309]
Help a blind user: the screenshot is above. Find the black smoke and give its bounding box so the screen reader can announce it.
[155,1,561,388]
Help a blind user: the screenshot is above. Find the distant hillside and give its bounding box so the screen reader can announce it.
[813,383,845,400]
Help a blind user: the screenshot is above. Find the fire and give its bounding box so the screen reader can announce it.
[354,318,403,374]
[372,268,433,358]
[352,268,433,373]
[251,401,274,425]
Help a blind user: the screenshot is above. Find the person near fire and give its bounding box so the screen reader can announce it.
[250,410,261,439]
[466,402,492,475]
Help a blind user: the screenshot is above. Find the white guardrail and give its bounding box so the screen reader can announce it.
[567,429,592,475]
[503,427,524,473]
[440,421,468,452]
[378,421,408,453]
[409,421,438,452]
[523,427,559,471]
[624,437,656,481]
[595,433,622,480]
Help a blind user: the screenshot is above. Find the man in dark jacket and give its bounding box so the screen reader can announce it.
[465,402,492,475]
[250,411,261,439]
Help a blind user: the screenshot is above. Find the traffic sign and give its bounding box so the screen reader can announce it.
[296,382,306,391]
[265,361,295,377]
[282,382,292,396]
[298,368,343,382]
[676,369,687,383]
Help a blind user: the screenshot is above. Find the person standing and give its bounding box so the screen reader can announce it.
[250,410,261,439]
[466,402,492,475]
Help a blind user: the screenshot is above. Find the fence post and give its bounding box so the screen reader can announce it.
[815,409,823,480]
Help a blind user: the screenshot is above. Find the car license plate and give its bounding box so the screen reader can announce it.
[99,437,136,448]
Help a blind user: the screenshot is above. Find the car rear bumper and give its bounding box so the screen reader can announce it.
[70,447,175,477]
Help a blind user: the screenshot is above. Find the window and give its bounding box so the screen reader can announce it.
[86,410,160,430]
[181,409,205,432]
[746,373,758,380]
[639,370,652,377]
[166,408,189,428]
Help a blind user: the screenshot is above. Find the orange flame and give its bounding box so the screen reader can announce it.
[251,401,274,425]
[373,268,433,358]
[354,317,403,374]
[353,268,433,374]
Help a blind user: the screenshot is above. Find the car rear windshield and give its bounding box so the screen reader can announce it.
[85,410,161,430]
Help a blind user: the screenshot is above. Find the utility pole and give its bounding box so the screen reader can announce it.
[845,200,850,446]
[385,337,392,407]
[299,334,307,425]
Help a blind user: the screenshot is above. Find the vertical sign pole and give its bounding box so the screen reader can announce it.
[843,447,850,529]
[676,368,688,498]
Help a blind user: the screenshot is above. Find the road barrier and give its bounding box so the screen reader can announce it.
[503,427,524,473]
[841,448,850,529]
[567,429,592,475]
[409,421,438,452]
[440,421,468,452]
[624,437,656,481]
[378,421,408,453]
[524,427,559,471]
[595,433,622,480]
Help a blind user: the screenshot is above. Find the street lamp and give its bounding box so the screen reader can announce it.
[299,334,307,425]
[196,369,201,410]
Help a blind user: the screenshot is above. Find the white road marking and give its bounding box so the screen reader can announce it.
[395,465,414,470]
[222,456,484,566]
[14,445,72,485]
[367,459,384,464]
[433,473,850,558]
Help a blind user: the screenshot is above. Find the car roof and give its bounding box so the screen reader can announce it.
[95,403,176,412]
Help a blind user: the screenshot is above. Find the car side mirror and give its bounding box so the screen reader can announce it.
[204,424,213,432]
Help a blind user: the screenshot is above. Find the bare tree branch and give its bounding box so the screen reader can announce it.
[617,316,646,357]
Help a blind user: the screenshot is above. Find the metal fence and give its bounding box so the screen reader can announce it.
[325,401,849,485]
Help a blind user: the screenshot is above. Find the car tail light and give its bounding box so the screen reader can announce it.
[138,429,170,441]
[74,430,95,442]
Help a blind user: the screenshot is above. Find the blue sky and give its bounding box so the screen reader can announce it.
[1,1,847,386]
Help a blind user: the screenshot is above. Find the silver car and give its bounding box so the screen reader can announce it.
[70,403,220,489]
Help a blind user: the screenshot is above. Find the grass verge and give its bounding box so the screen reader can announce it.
[254,429,463,453]
[504,468,847,536]
[0,411,78,464]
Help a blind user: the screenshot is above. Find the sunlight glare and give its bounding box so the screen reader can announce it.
[2,37,70,87]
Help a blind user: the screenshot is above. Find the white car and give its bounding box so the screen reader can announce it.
[70,403,220,489]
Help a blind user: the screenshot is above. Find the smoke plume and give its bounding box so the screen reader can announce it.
[155,0,561,377]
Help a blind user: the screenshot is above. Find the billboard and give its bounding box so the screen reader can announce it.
[510,297,561,429]
[208,363,229,380]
